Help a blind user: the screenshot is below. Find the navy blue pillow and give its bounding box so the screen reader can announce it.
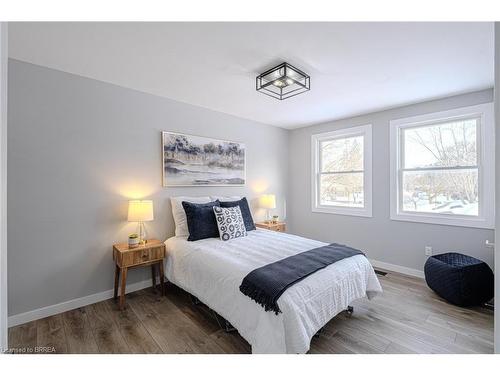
[219,197,256,231]
[182,200,221,241]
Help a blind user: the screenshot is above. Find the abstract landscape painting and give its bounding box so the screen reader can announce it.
[162,132,246,186]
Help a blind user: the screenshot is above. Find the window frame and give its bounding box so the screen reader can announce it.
[311,124,373,217]
[389,103,495,229]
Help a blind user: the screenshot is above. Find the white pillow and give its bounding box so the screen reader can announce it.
[210,196,242,202]
[170,196,211,237]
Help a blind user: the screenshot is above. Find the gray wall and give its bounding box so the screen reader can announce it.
[7,59,288,316]
[494,21,499,354]
[288,89,495,272]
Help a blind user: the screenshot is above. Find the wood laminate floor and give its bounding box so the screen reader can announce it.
[8,269,494,354]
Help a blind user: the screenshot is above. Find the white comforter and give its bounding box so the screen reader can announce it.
[164,229,382,354]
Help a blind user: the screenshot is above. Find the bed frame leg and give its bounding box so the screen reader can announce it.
[189,293,236,333]
[313,327,324,338]
[314,306,354,339]
[346,305,354,316]
[212,311,236,333]
[190,295,201,305]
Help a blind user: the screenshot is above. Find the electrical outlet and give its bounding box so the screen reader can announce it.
[425,246,433,256]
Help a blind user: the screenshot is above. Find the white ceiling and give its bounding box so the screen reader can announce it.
[8,22,494,129]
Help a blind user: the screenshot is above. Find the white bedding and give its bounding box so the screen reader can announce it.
[164,229,382,354]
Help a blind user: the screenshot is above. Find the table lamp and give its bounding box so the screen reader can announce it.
[259,194,276,223]
[128,200,154,244]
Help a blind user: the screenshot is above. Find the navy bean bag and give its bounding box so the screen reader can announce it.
[424,252,494,307]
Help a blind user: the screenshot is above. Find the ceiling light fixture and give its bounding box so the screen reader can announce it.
[256,62,310,100]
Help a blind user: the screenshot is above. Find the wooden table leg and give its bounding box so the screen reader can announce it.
[119,267,128,310]
[158,261,165,296]
[113,265,120,300]
[151,264,157,292]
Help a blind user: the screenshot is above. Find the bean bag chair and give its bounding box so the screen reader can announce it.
[424,252,494,307]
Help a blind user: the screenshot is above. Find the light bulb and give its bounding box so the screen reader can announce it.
[273,80,285,87]
[285,78,294,85]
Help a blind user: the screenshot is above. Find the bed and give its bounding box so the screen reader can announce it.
[164,228,382,354]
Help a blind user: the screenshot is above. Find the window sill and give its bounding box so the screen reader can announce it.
[312,206,372,218]
[390,212,494,229]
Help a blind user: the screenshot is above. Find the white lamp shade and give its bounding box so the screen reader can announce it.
[259,194,276,209]
[128,200,154,222]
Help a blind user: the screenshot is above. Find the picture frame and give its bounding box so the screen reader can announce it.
[162,131,246,187]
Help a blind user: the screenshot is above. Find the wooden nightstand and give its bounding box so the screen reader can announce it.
[255,221,286,233]
[112,239,166,310]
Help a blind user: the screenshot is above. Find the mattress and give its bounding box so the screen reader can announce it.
[164,228,382,354]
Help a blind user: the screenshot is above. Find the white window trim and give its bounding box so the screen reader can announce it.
[389,103,495,229]
[311,124,373,217]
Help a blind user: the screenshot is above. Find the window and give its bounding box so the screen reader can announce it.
[312,124,372,217]
[390,103,494,228]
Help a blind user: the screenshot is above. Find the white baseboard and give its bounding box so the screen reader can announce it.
[8,259,424,328]
[369,258,425,279]
[8,279,154,328]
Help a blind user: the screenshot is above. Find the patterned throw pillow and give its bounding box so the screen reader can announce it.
[213,206,247,241]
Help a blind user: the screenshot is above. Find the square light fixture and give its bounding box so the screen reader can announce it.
[256,62,310,100]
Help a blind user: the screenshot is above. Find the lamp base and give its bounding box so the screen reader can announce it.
[138,222,148,245]
[265,209,272,224]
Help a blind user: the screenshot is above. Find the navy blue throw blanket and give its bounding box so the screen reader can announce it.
[239,243,364,314]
